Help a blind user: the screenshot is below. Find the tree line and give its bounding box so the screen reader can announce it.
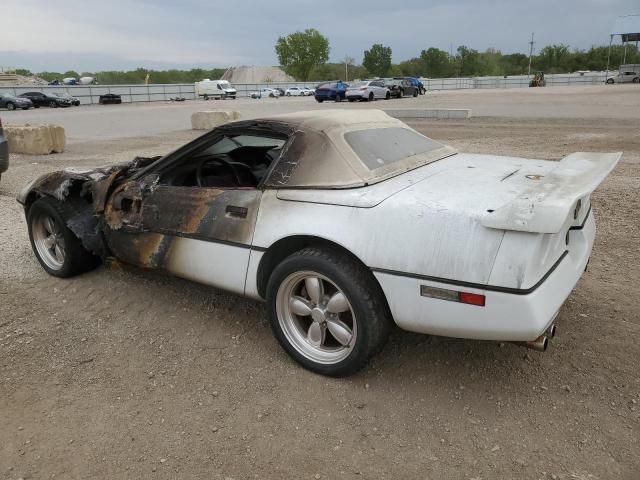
[16,29,640,85]
[275,29,640,81]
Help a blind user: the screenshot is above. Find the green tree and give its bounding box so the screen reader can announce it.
[62,70,79,79]
[420,48,450,77]
[363,44,392,77]
[275,28,330,81]
[455,46,480,76]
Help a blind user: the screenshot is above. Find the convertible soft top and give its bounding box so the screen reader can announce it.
[260,110,457,189]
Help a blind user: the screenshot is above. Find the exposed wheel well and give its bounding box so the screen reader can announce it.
[255,235,384,302]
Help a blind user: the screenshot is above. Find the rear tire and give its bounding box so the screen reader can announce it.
[6,102,15,111]
[368,92,374,102]
[27,197,101,278]
[49,101,57,108]
[606,78,614,84]
[633,78,639,83]
[413,89,418,97]
[385,91,391,100]
[316,98,324,103]
[267,247,392,377]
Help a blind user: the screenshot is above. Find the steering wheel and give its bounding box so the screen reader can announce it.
[195,155,241,187]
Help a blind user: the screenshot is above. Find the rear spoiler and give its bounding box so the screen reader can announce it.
[481,152,622,234]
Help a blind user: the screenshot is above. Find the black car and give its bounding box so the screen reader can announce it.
[0,115,8,182]
[55,92,81,106]
[99,94,122,105]
[384,79,419,98]
[0,93,33,110]
[18,91,72,108]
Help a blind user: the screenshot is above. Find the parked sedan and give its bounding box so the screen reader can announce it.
[384,79,419,98]
[54,92,81,106]
[314,81,347,102]
[98,94,122,105]
[17,109,620,376]
[250,88,280,99]
[18,91,72,108]
[605,71,640,84]
[285,87,305,96]
[0,115,8,182]
[346,80,390,101]
[0,93,33,110]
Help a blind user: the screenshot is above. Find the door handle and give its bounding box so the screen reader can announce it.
[225,205,248,218]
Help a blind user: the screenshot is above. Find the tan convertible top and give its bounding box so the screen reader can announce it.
[261,109,457,189]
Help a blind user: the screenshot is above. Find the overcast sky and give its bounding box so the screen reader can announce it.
[1,0,638,72]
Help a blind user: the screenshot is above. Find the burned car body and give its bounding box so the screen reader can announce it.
[18,110,621,376]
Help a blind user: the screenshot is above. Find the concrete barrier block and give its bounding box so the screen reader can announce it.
[4,124,66,155]
[385,108,471,120]
[191,111,241,130]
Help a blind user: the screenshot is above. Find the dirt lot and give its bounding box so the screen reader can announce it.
[1,97,639,479]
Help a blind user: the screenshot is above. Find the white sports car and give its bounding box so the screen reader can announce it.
[18,110,621,376]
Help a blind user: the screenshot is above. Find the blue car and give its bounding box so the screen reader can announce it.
[314,81,347,102]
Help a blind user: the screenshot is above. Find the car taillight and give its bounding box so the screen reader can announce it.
[458,292,486,307]
[420,285,486,307]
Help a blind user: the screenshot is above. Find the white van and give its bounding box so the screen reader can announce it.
[194,79,237,100]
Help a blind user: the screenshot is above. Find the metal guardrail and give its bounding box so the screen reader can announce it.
[0,73,612,105]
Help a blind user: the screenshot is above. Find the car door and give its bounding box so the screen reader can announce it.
[373,81,384,98]
[103,129,284,295]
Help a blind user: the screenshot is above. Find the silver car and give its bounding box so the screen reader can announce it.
[346,80,390,102]
[605,71,640,84]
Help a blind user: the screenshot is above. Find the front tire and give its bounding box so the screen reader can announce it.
[267,247,392,377]
[606,78,614,84]
[49,101,58,108]
[27,197,100,278]
[368,92,374,102]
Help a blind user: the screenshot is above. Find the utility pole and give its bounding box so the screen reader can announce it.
[528,32,535,76]
[343,56,354,82]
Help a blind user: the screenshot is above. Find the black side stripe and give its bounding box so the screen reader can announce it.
[370,251,569,296]
[150,228,268,252]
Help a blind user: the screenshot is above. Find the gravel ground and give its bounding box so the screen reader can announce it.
[0,95,639,479]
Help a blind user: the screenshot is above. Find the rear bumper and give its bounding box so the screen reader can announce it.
[374,212,595,341]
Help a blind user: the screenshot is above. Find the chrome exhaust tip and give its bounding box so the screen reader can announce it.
[512,335,548,352]
[545,324,557,338]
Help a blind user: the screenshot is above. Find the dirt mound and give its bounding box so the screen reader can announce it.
[0,74,49,86]
[222,66,294,84]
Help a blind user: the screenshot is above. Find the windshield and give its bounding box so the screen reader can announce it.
[219,81,232,88]
[344,127,446,170]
